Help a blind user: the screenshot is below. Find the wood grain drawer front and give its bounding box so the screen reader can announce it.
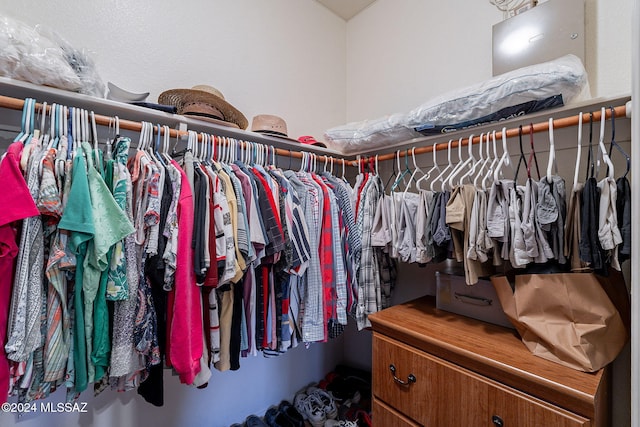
[373,333,487,426]
[489,383,591,427]
[373,333,592,427]
[373,397,420,427]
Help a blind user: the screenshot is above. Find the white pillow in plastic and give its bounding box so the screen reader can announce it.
[324,54,589,154]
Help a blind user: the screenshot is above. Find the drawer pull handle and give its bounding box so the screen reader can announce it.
[454,292,492,306]
[492,415,504,426]
[389,364,416,386]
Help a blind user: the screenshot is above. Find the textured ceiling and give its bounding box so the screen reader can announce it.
[316,0,377,20]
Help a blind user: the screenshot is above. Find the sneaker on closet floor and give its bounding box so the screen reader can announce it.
[244,415,269,427]
[293,390,326,427]
[305,386,338,420]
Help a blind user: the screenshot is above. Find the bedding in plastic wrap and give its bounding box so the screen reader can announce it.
[0,14,105,97]
[324,54,589,154]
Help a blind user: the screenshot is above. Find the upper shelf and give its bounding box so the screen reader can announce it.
[346,94,632,157]
[0,77,632,160]
[0,77,343,157]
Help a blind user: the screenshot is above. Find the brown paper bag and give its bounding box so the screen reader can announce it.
[491,272,628,372]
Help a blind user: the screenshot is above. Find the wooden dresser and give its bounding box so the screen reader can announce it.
[368,296,610,427]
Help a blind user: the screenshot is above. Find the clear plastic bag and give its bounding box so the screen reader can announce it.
[0,14,105,97]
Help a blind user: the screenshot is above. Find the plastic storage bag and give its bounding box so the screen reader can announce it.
[0,14,105,97]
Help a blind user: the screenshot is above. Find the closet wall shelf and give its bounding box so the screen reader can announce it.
[0,77,631,167]
[0,77,342,157]
[352,94,631,159]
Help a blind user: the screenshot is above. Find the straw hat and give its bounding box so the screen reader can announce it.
[250,114,299,142]
[158,85,248,129]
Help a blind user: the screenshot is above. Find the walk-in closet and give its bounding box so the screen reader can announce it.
[0,1,637,426]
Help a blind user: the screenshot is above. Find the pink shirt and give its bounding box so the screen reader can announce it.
[0,142,39,404]
[166,160,203,384]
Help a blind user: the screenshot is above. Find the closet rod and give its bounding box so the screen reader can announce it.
[364,104,628,165]
[0,94,348,168]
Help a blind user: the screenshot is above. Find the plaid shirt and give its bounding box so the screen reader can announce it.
[355,173,383,330]
[291,172,325,343]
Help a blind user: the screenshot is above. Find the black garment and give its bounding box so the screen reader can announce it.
[193,165,208,283]
[579,177,604,271]
[251,169,285,256]
[138,169,173,407]
[616,176,631,262]
[229,280,243,370]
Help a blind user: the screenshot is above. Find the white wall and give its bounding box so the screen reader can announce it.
[344,0,632,124]
[342,1,633,426]
[0,1,348,426]
[0,0,346,140]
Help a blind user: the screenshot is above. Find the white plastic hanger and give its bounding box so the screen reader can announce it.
[596,107,615,179]
[442,137,465,191]
[473,132,489,188]
[431,139,454,192]
[546,118,557,182]
[448,134,475,187]
[417,142,440,191]
[573,113,583,188]
[482,130,500,190]
[493,127,513,182]
[403,147,424,196]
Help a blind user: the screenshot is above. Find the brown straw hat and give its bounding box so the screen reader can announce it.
[158,85,248,129]
[250,114,299,142]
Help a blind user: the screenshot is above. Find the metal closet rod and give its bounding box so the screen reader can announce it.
[0,95,628,169]
[0,94,348,167]
[366,104,628,165]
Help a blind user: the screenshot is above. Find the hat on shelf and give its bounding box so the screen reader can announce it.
[158,85,248,129]
[297,135,327,148]
[250,114,299,142]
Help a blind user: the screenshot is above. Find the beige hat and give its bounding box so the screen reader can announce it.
[158,85,248,129]
[251,114,298,142]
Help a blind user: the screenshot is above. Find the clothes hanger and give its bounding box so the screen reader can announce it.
[585,112,595,181]
[459,133,481,185]
[431,139,454,192]
[473,132,488,189]
[527,123,541,180]
[596,107,615,180]
[391,150,412,191]
[606,106,630,178]
[162,125,173,164]
[449,134,475,187]
[444,136,467,189]
[546,118,557,183]
[573,113,583,188]
[14,98,31,143]
[512,125,527,183]
[482,130,499,190]
[384,151,399,191]
[47,103,57,150]
[36,101,47,145]
[494,127,513,182]
[416,142,440,191]
[403,147,423,196]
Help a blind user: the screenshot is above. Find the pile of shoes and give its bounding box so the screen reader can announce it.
[230,365,371,427]
[318,365,372,427]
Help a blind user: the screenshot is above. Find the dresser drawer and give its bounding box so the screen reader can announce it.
[373,333,487,425]
[373,332,592,427]
[373,397,420,427]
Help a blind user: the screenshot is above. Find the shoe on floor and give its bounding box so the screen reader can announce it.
[278,400,304,427]
[244,414,268,427]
